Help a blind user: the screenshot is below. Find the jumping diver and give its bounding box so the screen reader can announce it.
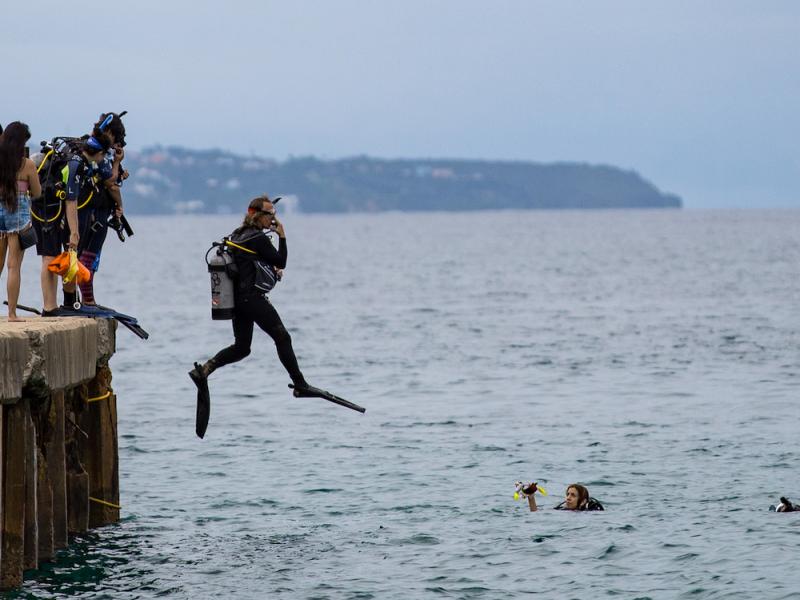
[189,195,363,438]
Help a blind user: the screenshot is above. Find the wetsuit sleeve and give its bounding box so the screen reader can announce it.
[249,234,287,269]
[64,159,83,201]
[97,159,114,182]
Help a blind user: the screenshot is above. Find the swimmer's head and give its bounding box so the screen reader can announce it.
[565,484,590,510]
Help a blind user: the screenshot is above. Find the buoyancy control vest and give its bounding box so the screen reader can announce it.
[228,229,280,295]
[554,497,605,511]
[32,137,99,227]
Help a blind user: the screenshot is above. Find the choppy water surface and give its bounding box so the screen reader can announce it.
[11,209,800,599]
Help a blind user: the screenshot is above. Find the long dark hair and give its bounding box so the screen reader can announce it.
[566,484,590,510]
[0,121,31,211]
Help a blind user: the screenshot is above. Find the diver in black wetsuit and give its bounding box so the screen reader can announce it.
[526,483,604,512]
[190,195,308,389]
[771,497,798,512]
[190,195,363,438]
[76,112,129,306]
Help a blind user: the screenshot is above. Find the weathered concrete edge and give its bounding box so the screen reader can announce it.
[0,318,116,403]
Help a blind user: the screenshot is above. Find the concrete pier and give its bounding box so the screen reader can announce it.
[0,317,118,589]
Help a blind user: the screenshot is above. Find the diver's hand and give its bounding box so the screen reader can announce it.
[68,231,79,250]
[272,216,286,238]
[275,269,283,281]
[113,145,124,162]
[525,482,538,496]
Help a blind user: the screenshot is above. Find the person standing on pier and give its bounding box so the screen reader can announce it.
[76,112,129,306]
[34,134,111,314]
[0,122,41,321]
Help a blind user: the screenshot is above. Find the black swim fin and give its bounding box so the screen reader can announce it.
[7,300,150,339]
[289,383,366,414]
[4,301,41,315]
[190,362,211,438]
[114,317,150,340]
[93,304,150,340]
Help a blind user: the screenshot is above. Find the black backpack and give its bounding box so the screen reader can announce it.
[227,230,280,294]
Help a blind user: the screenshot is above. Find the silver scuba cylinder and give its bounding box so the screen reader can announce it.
[207,243,235,320]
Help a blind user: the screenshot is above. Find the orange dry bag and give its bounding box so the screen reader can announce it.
[48,250,91,285]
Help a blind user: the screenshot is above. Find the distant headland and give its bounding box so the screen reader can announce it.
[121,146,682,214]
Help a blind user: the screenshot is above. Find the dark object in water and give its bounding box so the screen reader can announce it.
[773,497,798,512]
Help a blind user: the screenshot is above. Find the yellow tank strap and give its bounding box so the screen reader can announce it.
[87,391,112,403]
[89,496,121,509]
[77,190,94,210]
[36,149,54,174]
[29,200,63,223]
[224,240,257,254]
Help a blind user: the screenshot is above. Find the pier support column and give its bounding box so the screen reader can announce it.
[46,390,68,550]
[36,445,53,562]
[22,405,37,571]
[66,391,89,535]
[1,317,118,590]
[1,403,27,589]
[82,366,120,528]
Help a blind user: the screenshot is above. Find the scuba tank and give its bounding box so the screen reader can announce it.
[205,241,236,320]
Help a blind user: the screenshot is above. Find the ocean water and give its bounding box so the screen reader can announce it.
[8,209,800,599]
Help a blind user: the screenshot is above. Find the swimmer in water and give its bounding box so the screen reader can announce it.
[526,483,604,512]
[771,497,798,512]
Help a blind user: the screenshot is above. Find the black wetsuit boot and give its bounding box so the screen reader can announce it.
[62,289,77,310]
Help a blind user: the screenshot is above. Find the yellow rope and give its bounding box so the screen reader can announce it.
[89,496,121,509]
[87,391,112,403]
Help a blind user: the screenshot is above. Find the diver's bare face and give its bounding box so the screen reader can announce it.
[258,202,276,228]
[565,487,580,510]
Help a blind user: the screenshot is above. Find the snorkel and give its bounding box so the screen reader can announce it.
[84,114,115,153]
[98,114,114,132]
[513,481,548,501]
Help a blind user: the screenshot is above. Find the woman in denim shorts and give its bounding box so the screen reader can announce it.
[0,121,42,321]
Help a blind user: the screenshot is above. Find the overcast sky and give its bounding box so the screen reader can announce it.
[2,1,797,208]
